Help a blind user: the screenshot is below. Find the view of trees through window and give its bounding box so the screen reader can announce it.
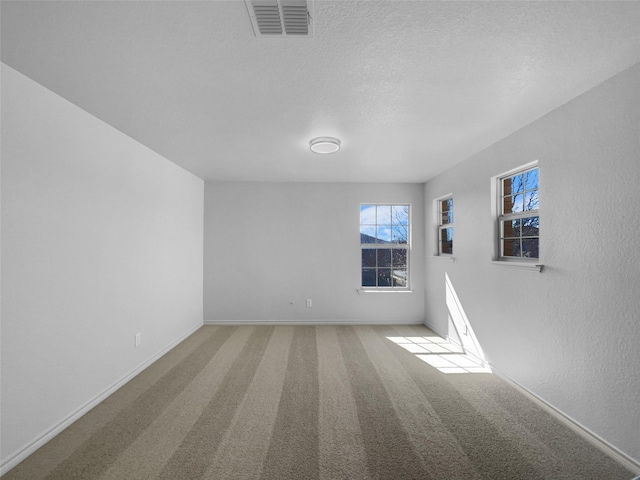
[500,167,539,258]
[360,205,409,288]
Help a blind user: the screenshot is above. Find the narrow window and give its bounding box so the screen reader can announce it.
[360,205,409,288]
[437,196,454,255]
[498,165,539,259]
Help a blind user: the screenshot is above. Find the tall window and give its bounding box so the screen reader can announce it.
[499,165,539,259]
[437,196,453,255]
[360,205,409,288]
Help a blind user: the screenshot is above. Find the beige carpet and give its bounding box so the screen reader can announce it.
[3,325,635,480]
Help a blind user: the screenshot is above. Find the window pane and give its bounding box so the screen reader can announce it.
[502,196,510,214]
[522,216,539,236]
[392,269,407,287]
[440,228,453,254]
[362,268,376,287]
[504,174,524,195]
[504,194,524,214]
[377,269,392,287]
[503,177,511,195]
[524,190,539,211]
[376,205,392,225]
[377,249,391,267]
[392,249,407,268]
[376,226,392,243]
[525,168,539,190]
[360,205,376,225]
[502,219,520,238]
[503,238,520,257]
[440,199,453,225]
[522,238,539,258]
[392,206,408,225]
[391,225,408,244]
[360,225,377,243]
[362,249,376,268]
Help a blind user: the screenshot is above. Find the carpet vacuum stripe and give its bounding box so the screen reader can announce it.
[98,326,255,480]
[41,326,239,480]
[317,326,370,480]
[203,325,294,479]
[156,326,274,480]
[335,326,433,479]
[376,325,540,479]
[261,326,320,479]
[354,325,481,478]
[2,325,635,480]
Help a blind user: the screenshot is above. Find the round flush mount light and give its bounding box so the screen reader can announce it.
[309,137,341,154]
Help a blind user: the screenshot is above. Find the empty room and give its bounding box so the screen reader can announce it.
[1,1,639,479]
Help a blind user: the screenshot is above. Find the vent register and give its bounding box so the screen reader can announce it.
[245,0,313,37]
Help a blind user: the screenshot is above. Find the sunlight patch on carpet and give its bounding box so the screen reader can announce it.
[386,336,492,374]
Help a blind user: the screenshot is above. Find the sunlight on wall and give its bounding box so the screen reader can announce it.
[445,273,487,365]
[387,336,491,374]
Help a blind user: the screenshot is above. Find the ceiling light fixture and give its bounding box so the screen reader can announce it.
[309,137,341,154]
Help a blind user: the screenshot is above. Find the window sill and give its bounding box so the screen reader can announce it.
[357,289,413,294]
[430,255,455,262]
[490,261,543,272]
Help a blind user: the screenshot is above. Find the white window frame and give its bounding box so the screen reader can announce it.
[494,161,540,264]
[435,194,454,256]
[359,204,411,291]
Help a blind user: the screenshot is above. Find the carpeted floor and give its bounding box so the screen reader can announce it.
[3,325,636,479]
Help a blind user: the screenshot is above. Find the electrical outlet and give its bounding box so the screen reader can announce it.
[134,333,141,347]
[306,299,312,307]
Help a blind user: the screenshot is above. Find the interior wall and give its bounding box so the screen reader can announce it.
[204,182,424,323]
[0,64,204,467]
[424,63,640,463]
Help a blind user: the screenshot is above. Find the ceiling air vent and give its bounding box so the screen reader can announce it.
[245,0,313,37]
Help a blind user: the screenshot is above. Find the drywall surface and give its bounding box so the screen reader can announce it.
[1,64,204,467]
[424,63,640,462]
[204,182,425,323]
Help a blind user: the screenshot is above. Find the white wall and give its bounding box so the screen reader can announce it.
[0,64,204,469]
[204,182,424,323]
[424,63,640,463]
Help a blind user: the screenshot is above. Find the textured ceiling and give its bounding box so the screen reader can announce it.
[2,1,639,183]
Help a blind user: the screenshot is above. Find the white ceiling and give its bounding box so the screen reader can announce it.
[2,1,639,183]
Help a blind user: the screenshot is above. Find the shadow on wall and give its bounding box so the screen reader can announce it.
[387,272,490,374]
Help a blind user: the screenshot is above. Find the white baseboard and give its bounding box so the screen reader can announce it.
[204,319,425,326]
[0,322,202,476]
[491,365,640,475]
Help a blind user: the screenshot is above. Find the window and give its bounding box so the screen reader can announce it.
[498,165,539,259]
[360,205,409,288]
[437,196,453,255]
